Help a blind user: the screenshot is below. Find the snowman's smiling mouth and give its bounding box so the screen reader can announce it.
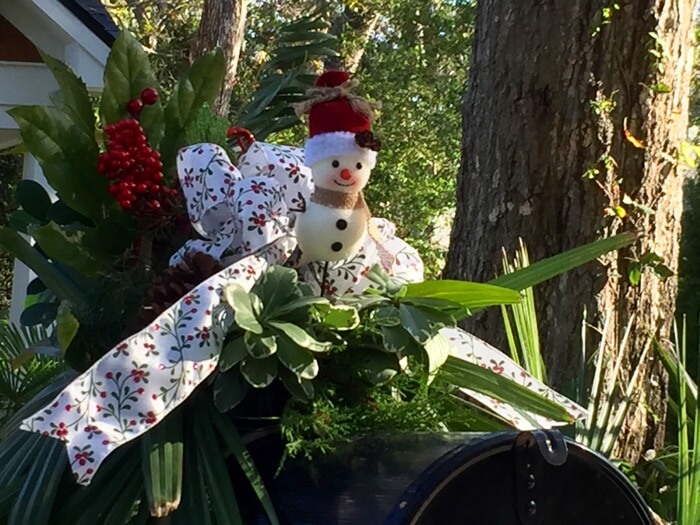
[333,179,356,187]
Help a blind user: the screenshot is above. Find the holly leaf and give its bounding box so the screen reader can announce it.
[160,50,225,172]
[8,106,109,222]
[40,50,95,135]
[100,31,163,147]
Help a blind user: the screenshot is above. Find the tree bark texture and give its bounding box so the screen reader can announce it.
[445,1,693,461]
[325,6,380,74]
[190,0,248,116]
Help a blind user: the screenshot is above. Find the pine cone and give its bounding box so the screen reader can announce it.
[131,252,224,330]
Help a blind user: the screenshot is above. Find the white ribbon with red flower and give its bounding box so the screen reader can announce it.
[20,142,585,485]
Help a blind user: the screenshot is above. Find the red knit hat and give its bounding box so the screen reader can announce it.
[300,71,379,168]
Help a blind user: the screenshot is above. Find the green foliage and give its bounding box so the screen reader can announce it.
[360,0,476,277]
[0,321,64,426]
[234,14,340,140]
[100,31,165,147]
[0,155,20,315]
[500,243,546,382]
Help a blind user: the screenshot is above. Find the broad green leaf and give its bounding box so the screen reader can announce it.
[488,232,639,292]
[423,333,450,374]
[46,200,93,226]
[240,356,278,388]
[244,332,278,359]
[56,301,79,353]
[7,436,67,525]
[40,50,95,134]
[26,277,46,295]
[398,304,433,343]
[9,209,40,234]
[192,408,243,525]
[20,302,58,327]
[33,222,103,276]
[16,180,51,223]
[207,404,280,525]
[141,410,183,518]
[160,50,225,171]
[219,336,247,372]
[375,306,401,327]
[403,280,521,309]
[0,227,85,308]
[276,335,318,380]
[8,106,108,222]
[314,304,360,331]
[223,284,263,334]
[256,266,298,316]
[355,349,402,385]
[268,321,331,353]
[381,325,412,354]
[213,369,250,412]
[272,295,330,317]
[278,367,314,402]
[100,31,163,146]
[441,356,572,422]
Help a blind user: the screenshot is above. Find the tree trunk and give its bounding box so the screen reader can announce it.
[325,6,380,74]
[445,0,693,462]
[190,0,248,117]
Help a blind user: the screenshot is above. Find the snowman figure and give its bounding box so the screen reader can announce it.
[294,70,381,263]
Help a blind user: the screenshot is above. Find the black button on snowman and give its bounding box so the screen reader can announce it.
[294,70,381,263]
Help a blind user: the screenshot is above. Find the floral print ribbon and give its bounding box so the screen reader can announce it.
[21,142,585,485]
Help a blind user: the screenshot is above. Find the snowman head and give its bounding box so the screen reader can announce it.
[296,70,382,193]
[310,153,373,194]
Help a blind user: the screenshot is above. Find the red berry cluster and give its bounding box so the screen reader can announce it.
[97,87,178,216]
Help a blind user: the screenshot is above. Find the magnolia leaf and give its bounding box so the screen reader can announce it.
[16,180,51,224]
[56,302,79,353]
[0,227,86,307]
[33,222,103,276]
[20,302,58,327]
[223,284,263,334]
[39,50,95,134]
[100,31,163,146]
[8,106,108,222]
[213,369,250,412]
[240,356,278,388]
[219,335,247,372]
[268,321,331,352]
[398,304,433,344]
[276,335,318,380]
[244,332,278,359]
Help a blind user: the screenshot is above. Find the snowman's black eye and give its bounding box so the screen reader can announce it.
[356,162,363,170]
[332,160,340,168]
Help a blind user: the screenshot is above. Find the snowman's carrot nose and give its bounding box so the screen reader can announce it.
[340,169,353,180]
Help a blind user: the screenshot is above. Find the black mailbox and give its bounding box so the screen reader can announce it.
[249,431,652,525]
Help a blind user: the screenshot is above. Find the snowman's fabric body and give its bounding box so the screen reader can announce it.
[293,71,382,264]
